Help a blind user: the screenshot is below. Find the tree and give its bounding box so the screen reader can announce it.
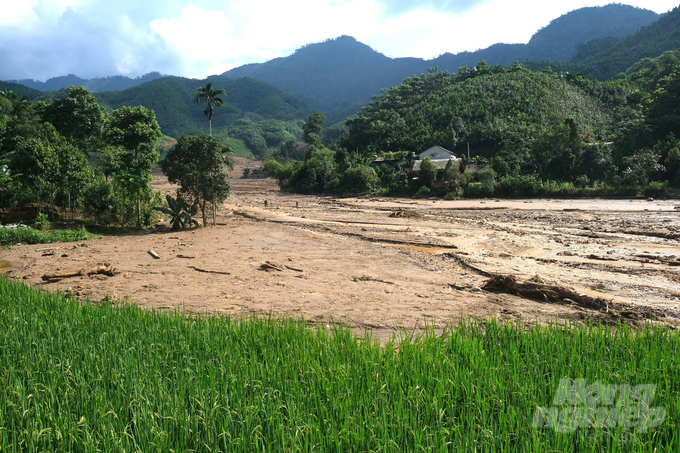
[302,112,325,150]
[418,157,437,188]
[194,82,226,136]
[161,134,233,227]
[38,86,105,151]
[107,106,162,227]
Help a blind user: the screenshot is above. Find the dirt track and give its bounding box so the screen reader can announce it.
[2,158,680,338]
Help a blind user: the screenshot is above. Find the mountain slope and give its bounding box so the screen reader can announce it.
[221,4,658,121]
[576,5,680,80]
[96,76,314,140]
[8,72,166,93]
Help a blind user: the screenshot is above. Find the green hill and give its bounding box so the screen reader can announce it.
[221,4,658,122]
[574,5,680,80]
[96,76,314,157]
[0,80,43,100]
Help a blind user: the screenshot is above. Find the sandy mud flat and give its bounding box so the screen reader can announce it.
[2,158,679,338]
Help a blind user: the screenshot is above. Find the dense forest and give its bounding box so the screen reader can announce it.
[222,4,661,121]
[264,54,680,198]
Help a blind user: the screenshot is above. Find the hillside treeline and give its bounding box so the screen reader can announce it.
[0,87,164,226]
[265,57,680,198]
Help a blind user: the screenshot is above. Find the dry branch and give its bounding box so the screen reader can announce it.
[188,266,230,275]
[42,264,118,283]
[259,261,284,272]
[353,275,395,285]
[148,249,160,259]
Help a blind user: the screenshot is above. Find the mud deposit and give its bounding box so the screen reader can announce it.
[2,158,679,338]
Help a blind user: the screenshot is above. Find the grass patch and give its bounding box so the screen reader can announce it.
[0,279,678,451]
[0,226,96,246]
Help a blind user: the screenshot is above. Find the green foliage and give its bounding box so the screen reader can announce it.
[32,213,50,231]
[161,134,233,226]
[107,105,162,227]
[303,112,325,149]
[37,86,105,150]
[0,226,95,246]
[337,165,380,194]
[154,194,199,230]
[194,82,226,136]
[1,279,679,451]
[417,157,437,188]
[415,185,431,197]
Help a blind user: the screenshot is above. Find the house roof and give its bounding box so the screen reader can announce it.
[419,145,456,159]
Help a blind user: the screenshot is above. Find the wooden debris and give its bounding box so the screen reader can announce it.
[388,209,420,219]
[188,266,230,275]
[148,249,160,259]
[482,274,611,312]
[42,251,55,257]
[259,261,284,272]
[35,247,55,252]
[176,254,195,259]
[42,264,118,283]
[353,275,395,285]
[284,265,304,272]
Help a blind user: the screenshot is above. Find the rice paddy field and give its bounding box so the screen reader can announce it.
[1,279,679,452]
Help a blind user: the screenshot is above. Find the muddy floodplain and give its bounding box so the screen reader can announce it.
[2,160,679,337]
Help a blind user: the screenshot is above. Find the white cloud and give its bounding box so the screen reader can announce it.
[0,0,677,80]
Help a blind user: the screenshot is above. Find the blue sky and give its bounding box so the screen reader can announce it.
[0,0,677,81]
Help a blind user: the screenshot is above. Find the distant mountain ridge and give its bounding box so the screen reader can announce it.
[7,72,166,93]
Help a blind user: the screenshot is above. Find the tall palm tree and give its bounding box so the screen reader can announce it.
[194,82,226,136]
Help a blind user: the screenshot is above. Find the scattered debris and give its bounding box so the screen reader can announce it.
[353,275,395,285]
[284,265,304,272]
[388,209,421,219]
[176,255,195,259]
[482,274,611,312]
[148,249,160,259]
[42,251,55,257]
[42,264,118,283]
[35,247,55,252]
[259,261,285,272]
[188,266,230,275]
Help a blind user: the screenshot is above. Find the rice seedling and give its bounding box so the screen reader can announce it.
[0,279,677,452]
[0,227,96,246]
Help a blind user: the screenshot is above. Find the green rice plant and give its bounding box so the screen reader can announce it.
[0,279,678,452]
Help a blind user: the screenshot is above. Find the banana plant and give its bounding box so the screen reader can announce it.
[154,194,199,230]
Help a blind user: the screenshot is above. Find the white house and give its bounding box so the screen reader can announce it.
[418,146,457,161]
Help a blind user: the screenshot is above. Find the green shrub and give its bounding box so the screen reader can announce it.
[444,192,458,200]
[415,185,431,197]
[33,213,50,231]
[338,165,381,194]
[644,181,670,198]
[0,226,95,246]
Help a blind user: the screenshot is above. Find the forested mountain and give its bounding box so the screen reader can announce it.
[572,5,680,80]
[7,72,165,93]
[221,4,658,121]
[96,76,314,158]
[0,81,42,100]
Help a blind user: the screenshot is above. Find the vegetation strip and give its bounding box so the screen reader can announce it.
[0,279,678,451]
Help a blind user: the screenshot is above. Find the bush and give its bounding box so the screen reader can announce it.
[0,226,95,246]
[418,157,437,188]
[33,213,50,231]
[444,192,458,200]
[415,185,431,197]
[644,181,670,198]
[338,166,381,194]
[495,175,542,197]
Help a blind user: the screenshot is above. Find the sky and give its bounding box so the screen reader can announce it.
[0,0,678,82]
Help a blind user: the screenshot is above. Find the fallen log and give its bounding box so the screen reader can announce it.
[188,266,230,275]
[285,265,304,272]
[353,275,395,285]
[482,274,611,312]
[42,265,118,283]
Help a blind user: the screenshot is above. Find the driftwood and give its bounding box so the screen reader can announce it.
[177,254,195,259]
[259,261,284,272]
[188,266,230,275]
[35,247,55,252]
[148,249,160,259]
[42,264,118,283]
[482,274,611,312]
[353,275,395,285]
[284,265,304,272]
